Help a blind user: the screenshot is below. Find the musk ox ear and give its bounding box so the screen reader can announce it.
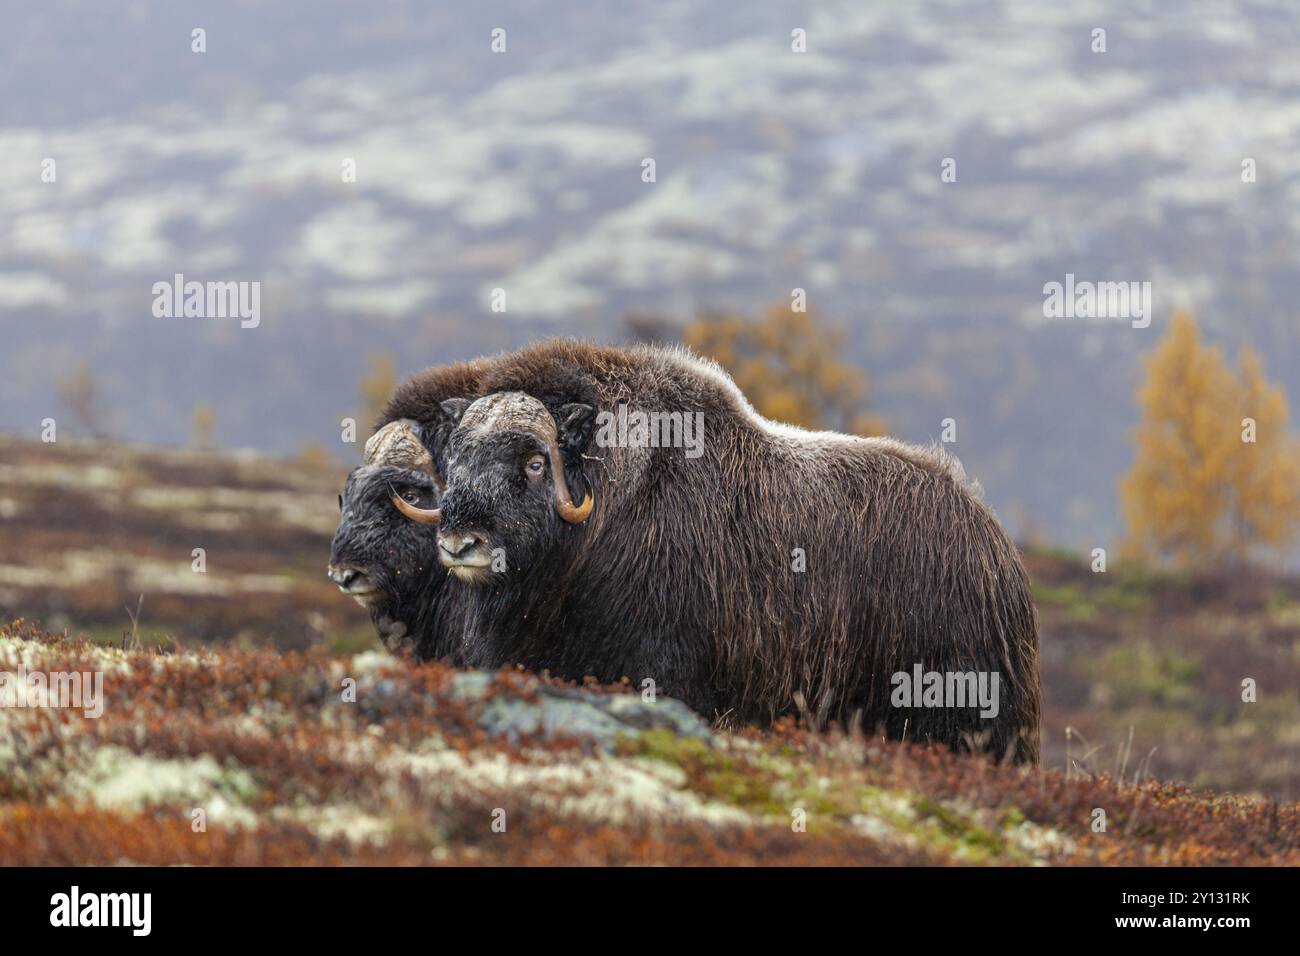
[557,403,596,455]
[440,398,472,424]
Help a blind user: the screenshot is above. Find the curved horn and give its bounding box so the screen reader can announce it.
[546,442,594,524]
[390,493,442,524]
[557,491,594,524]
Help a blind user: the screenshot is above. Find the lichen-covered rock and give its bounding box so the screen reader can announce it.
[449,671,712,749]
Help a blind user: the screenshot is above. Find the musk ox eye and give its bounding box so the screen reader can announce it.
[401,489,422,505]
[525,455,545,476]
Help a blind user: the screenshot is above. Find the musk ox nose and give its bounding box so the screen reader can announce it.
[438,532,481,559]
[327,564,364,590]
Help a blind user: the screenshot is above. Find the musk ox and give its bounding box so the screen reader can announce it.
[334,340,1041,763]
[328,429,455,657]
[328,363,484,659]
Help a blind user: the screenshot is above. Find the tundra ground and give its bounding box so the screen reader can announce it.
[2,435,1298,812]
[1,621,1296,866]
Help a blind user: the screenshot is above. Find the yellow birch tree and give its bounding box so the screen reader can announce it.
[684,304,886,436]
[1122,311,1300,566]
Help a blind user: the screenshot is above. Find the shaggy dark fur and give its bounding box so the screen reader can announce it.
[348,340,1041,762]
[329,463,455,656]
[328,362,485,660]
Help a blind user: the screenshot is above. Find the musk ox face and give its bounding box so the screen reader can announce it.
[328,418,446,610]
[328,463,442,607]
[437,429,559,584]
[388,392,596,586]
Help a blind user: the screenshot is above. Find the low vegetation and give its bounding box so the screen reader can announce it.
[2,621,1295,866]
[2,431,1300,868]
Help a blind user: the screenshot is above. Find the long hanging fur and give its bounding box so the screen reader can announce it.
[379,339,1041,763]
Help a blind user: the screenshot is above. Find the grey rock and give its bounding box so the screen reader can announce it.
[449,672,712,751]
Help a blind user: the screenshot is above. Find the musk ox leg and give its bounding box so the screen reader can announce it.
[864,663,1040,766]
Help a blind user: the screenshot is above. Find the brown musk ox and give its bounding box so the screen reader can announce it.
[359,340,1041,763]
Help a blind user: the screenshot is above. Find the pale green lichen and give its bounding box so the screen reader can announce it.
[63,746,259,828]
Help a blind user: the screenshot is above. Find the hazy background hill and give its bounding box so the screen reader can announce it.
[4,0,1300,549]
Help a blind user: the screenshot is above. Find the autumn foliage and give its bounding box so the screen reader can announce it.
[359,351,398,432]
[1121,311,1300,567]
[684,304,886,436]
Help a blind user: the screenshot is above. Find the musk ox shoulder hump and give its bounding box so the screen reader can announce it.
[654,344,976,492]
[858,435,976,493]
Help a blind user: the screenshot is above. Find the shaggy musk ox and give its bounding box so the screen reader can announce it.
[337,340,1041,763]
[328,363,483,659]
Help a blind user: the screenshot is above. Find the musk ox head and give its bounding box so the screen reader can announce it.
[328,420,443,610]
[389,391,596,584]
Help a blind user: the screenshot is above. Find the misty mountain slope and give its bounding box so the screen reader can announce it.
[3,0,1300,544]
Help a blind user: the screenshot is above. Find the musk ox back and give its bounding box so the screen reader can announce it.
[376,340,1041,763]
